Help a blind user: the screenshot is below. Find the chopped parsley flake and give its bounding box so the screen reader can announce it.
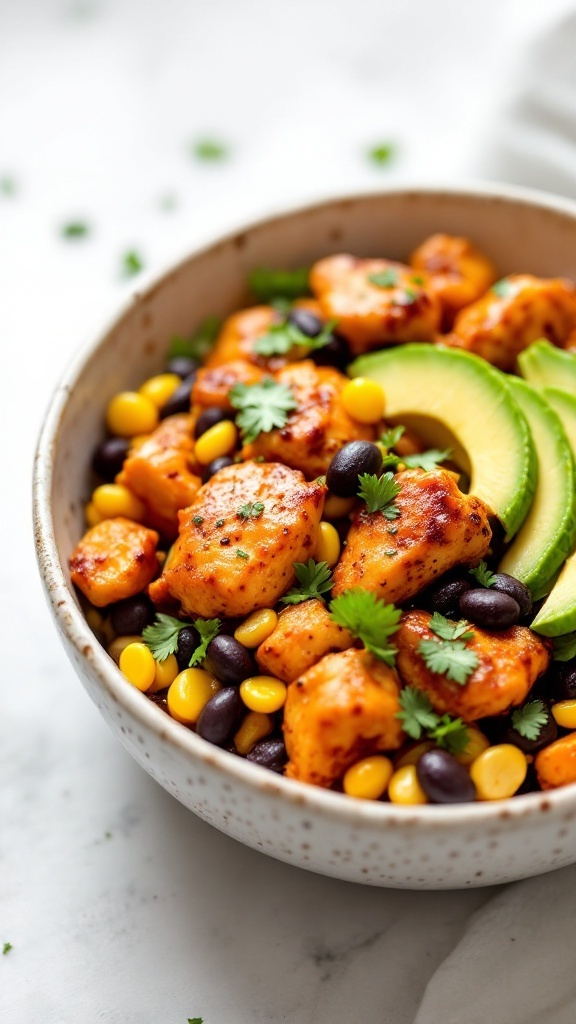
[61,221,90,239]
[254,317,336,357]
[192,138,228,161]
[122,250,144,277]
[215,518,224,528]
[236,549,249,559]
[192,515,204,525]
[2,943,12,956]
[368,269,399,289]
[238,502,264,519]
[367,143,395,166]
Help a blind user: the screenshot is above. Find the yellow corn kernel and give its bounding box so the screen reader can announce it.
[394,741,435,769]
[119,642,157,692]
[234,608,278,648]
[108,634,143,664]
[234,711,273,755]
[470,744,527,800]
[92,483,146,522]
[454,726,490,767]
[194,419,238,465]
[343,755,393,800]
[148,653,180,693]
[239,675,287,714]
[85,501,103,528]
[139,373,181,409]
[323,493,357,519]
[315,521,341,567]
[341,378,385,424]
[388,765,428,805]
[551,700,576,729]
[106,391,159,437]
[167,668,220,725]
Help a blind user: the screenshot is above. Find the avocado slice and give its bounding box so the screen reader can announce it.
[542,387,576,452]
[349,344,536,539]
[518,340,576,394]
[499,379,576,599]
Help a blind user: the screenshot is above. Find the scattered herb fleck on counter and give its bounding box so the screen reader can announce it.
[0,175,16,195]
[192,138,228,161]
[330,590,401,666]
[2,943,12,955]
[122,250,144,277]
[367,142,395,166]
[61,221,90,239]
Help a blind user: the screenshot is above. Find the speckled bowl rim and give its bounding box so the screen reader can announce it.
[34,181,576,829]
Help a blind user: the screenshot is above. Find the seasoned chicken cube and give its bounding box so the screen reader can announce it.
[283,648,404,787]
[256,599,353,682]
[310,254,441,355]
[535,733,576,790]
[117,414,202,538]
[243,360,374,478]
[206,299,325,370]
[446,274,576,371]
[70,517,159,608]
[192,359,265,412]
[395,610,551,720]
[149,461,325,619]
[410,233,496,329]
[332,468,491,604]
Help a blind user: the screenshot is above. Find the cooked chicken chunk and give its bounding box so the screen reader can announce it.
[192,359,264,412]
[242,360,374,478]
[206,299,325,370]
[256,599,353,682]
[395,610,551,720]
[410,233,496,329]
[70,517,159,608]
[332,468,491,604]
[283,648,404,787]
[117,414,202,538]
[149,461,325,618]
[446,274,576,371]
[310,254,441,355]
[535,733,576,790]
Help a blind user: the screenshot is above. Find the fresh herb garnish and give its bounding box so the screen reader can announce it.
[511,699,548,741]
[229,378,298,443]
[254,317,337,357]
[236,549,250,559]
[469,561,497,588]
[329,589,401,666]
[215,518,224,528]
[380,425,405,449]
[122,250,144,277]
[189,618,220,664]
[367,143,395,166]
[418,637,478,686]
[188,1018,204,1023]
[553,632,576,662]
[168,315,221,363]
[2,943,12,956]
[142,613,220,665]
[396,687,469,754]
[429,612,474,641]
[357,472,401,519]
[61,221,90,239]
[384,549,397,557]
[0,175,16,195]
[192,515,204,525]
[249,266,311,302]
[281,559,333,605]
[411,274,426,285]
[402,448,452,471]
[238,502,265,519]
[368,269,399,289]
[492,278,513,298]
[191,138,228,161]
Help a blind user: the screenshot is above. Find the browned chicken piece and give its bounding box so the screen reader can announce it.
[332,468,491,604]
[70,517,159,608]
[117,414,202,538]
[149,461,325,618]
[256,599,353,682]
[445,274,576,371]
[535,733,576,790]
[206,299,325,370]
[410,233,496,329]
[395,610,551,720]
[242,360,375,478]
[309,254,442,355]
[283,648,404,787]
[192,359,265,412]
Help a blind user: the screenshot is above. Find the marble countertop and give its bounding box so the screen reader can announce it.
[2,2,574,1021]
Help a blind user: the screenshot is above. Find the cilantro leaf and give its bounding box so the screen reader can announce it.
[429,612,474,642]
[249,266,311,302]
[396,687,439,739]
[380,425,405,449]
[2,942,12,955]
[429,714,470,755]
[418,638,479,685]
[168,315,221,363]
[238,502,264,519]
[357,472,401,519]
[329,589,401,665]
[189,618,220,666]
[469,561,497,588]
[142,613,185,662]
[191,138,228,161]
[254,318,337,357]
[511,699,548,741]
[368,269,399,289]
[402,448,452,472]
[282,559,333,605]
[61,221,90,239]
[492,278,513,298]
[229,378,298,443]
[122,250,144,277]
[553,633,576,662]
[367,142,395,166]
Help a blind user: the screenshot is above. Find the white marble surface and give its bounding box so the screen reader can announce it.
[2,2,576,1021]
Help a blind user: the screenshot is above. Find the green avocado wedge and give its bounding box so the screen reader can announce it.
[542,387,576,452]
[499,379,576,599]
[518,339,576,395]
[349,345,536,540]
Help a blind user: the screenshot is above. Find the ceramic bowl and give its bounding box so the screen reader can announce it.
[34,184,576,889]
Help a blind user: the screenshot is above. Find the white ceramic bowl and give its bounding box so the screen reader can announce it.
[34,184,576,890]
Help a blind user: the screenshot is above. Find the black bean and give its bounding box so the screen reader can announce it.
[459,588,520,630]
[310,333,351,370]
[159,373,196,418]
[166,356,199,378]
[326,441,383,497]
[246,738,288,772]
[110,594,155,635]
[288,308,323,337]
[201,455,234,484]
[504,703,557,754]
[429,577,473,618]
[550,663,576,702]
[205,635,254,685]
[490,573,533,617]
[92,436,130,480]
[176,625,199,671]
[197,688,243,746]
[194,406,230,439]
[416,749,476,804]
